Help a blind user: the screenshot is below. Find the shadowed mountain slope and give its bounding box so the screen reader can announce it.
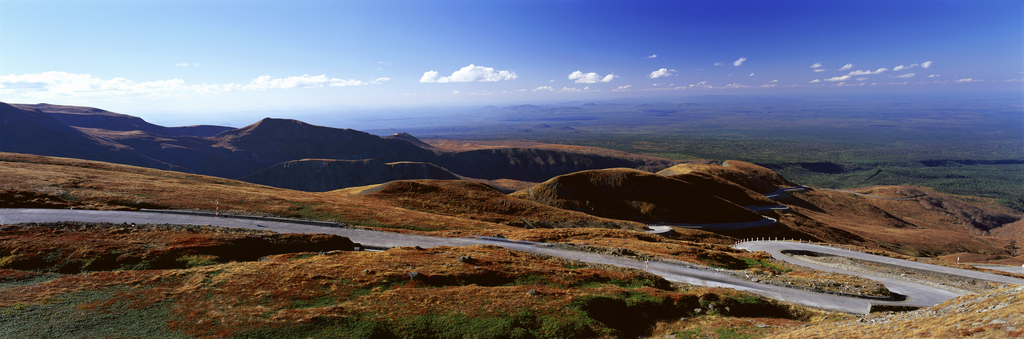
[337,179,646,230]
[0,103,179,171]
[212,118,437,175]
[511,168,765,224]
[1,102,684,190]
[383,132,437,150]
[240,159,461,192]
[16,103,233,137]
[433,148,676,182]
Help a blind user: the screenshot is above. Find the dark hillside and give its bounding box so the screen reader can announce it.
[240,159,461,192]
[434,148,677,182]
[0,103,173,170]
[511,168,765,224]
[18,103,177,136]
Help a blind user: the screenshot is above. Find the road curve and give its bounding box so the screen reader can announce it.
[3,208,1019,314]
[737,241,1024,310]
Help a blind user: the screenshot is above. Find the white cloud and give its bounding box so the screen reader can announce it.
[813,68,825,72]
[893,65,906,71]
[714,62,723,66]
[927,74,940,78]
[838,64,853,71]
[956,78,980,83]
[419,71,440,83]
[560,87,584,92]
[648,68,677,79]
[568,71,616,83]
[0,71,378,101]
[646,54,658,59]
[241,74,367,90]
[613,85,632,91]
[770,79,778,83]
[174,62,189,67]
[371,77,391,84]
[810,62,822,68]
[727,73,733,77]
[825,75,852,82]
[733,57,747,66]
[921,61,933,68]
[532,86,553,91]
[893,73,915,78]
[809,79,822,83]
[452,90,459,95]
[419,64,517,83]
[749,73,755,76]
[856,77,869,81]
[848,68,888,76]
[689,81,712,89]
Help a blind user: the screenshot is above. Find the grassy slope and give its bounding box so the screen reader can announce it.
[0,225,826,338]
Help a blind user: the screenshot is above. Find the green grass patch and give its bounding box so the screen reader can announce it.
[235,310,598,339]
[176,254,220,268]
[672,328,704,339]
[740,258,790,272]
[0,287,181,338]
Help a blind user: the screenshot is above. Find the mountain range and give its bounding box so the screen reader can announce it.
[1,102,677,192]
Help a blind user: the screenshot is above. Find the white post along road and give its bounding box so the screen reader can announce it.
[2,208,1021,314]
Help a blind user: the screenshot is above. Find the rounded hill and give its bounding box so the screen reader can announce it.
[344,179,646,230]
[510,168,765,224]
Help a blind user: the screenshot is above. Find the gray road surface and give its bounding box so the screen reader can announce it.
[3,208,1021,314]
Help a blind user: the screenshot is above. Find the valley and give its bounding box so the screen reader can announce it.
[1,98,1023,338]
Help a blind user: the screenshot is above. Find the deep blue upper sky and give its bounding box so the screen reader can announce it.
[1,0,1021,124]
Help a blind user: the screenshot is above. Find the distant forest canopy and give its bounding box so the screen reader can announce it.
[378,92,1024,212]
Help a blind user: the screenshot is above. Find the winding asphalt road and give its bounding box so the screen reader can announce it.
[2,208,1022,314]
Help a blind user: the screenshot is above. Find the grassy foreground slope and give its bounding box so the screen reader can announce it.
[0,223,826,339]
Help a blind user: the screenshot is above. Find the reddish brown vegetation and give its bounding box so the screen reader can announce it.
[0,223,358,273]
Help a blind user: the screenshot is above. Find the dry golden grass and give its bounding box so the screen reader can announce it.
[0,152,516,232]
[769,188,1017,260]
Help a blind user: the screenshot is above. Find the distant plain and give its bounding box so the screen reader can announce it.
[360,92,1023,212]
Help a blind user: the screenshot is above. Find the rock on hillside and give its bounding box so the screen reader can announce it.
[240,159,461,192]
[352,179,646,230]
[511,168,765,224]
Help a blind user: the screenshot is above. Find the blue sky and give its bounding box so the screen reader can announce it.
[1,0,1021,125]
